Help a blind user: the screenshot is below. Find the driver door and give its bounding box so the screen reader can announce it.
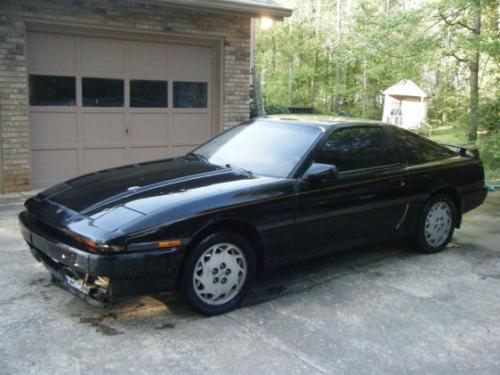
[294,126,409,256]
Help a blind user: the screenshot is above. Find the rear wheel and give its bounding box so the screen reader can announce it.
[416,195,456,253]
[181,232,255,315]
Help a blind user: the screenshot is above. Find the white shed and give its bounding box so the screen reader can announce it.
[382,80,428,129]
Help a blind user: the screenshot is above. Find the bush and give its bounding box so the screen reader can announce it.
[479,131,500,171]
[265,104,289,115]
[479,96,500,131]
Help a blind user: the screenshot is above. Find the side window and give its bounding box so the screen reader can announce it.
[317,127,400,172]
[389,128,424,165]
[391,127,454,165]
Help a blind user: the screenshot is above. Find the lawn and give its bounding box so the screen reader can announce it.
[425,126,468,145]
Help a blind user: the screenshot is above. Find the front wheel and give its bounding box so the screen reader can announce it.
[181,232,255,315]
[416,195,456,253]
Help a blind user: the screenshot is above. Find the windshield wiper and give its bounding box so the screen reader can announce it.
[187,152,208,163]
[225,163,253,176]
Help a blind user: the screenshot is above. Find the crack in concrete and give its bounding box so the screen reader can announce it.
[223,314,330,374]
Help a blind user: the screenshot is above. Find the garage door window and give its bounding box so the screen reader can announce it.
[174,81,207,108]
[130,80,168,108]
[29,75,76,106]
[82,78,124,107]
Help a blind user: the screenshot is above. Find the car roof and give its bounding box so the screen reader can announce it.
[254,116,389,130]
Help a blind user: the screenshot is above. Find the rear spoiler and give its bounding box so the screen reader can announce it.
[440,143,480,159]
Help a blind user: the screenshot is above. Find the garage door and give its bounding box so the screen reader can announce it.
[27,32,214,187]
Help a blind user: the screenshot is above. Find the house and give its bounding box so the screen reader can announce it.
[382,79,428,130]
[0,0,292,192]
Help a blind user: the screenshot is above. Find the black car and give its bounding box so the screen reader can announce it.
[20,118,487,315]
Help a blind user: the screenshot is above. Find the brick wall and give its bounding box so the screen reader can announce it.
[0,0,251,192]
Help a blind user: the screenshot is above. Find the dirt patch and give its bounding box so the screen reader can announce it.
[155,322,175,330]
[79,316,123,336]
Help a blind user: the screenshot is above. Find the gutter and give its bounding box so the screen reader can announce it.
[149,0,293,19]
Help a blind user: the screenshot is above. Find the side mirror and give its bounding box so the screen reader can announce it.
[303,163,339,182]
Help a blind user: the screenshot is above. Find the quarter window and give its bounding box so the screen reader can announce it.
[29,75,76,106]
[130,80,168,108]
[173,81,208,108]
[391,127,454,165]
[82,78,124,107]
[418,138,455,161]
[317,127,399,172]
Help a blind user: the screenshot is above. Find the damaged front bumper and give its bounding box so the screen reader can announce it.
[19,211,185,305]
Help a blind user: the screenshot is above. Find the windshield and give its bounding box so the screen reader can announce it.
[194,120,322,178]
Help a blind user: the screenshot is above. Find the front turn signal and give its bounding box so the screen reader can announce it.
[158,239,182,248]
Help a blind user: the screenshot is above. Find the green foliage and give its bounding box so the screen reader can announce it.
[256,0,497,119]
[265,104,289,115]
[256,0,441,117]
[479,95,500,131]
[479,131,500,171]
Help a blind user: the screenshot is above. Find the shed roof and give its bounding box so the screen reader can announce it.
[155,0,293,19]
[383,79,428,98]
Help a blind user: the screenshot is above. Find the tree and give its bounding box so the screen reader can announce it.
[254,0,497,129]
[437,0,484,142]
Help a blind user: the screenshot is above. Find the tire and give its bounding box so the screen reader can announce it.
[416,194,456,253]
[180,232,256,315]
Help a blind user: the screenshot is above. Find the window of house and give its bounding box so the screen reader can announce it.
[82,78,124,107]
[317,127,400,172]
[173,81,208,108]
[130,80,168,108]
[29,75,76,106]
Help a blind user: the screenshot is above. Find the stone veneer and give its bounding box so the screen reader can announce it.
[0,0,251,192]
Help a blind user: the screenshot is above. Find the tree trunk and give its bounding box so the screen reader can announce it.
[333,0,342,113]
[362,59,368,118]
[252,69,265,117]
[468,0,481,143]
[310,0,321,106]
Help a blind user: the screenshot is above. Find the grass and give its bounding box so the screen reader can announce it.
[425,126,469,145]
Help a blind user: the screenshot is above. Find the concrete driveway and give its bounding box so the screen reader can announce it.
[1,192,499,374]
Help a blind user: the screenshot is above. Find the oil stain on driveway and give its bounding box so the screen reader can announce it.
[0,193,499,374]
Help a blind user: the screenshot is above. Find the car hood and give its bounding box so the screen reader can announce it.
[36,156,248,214]
[25,156,288,240]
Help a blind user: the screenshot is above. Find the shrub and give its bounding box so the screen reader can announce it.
[479,96,500,131]
[479,131,500,171]
[265,104,289,115]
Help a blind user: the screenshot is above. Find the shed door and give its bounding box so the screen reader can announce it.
[28,32,213,187]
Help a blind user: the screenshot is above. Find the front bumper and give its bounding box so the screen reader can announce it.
[19,211,185,303]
